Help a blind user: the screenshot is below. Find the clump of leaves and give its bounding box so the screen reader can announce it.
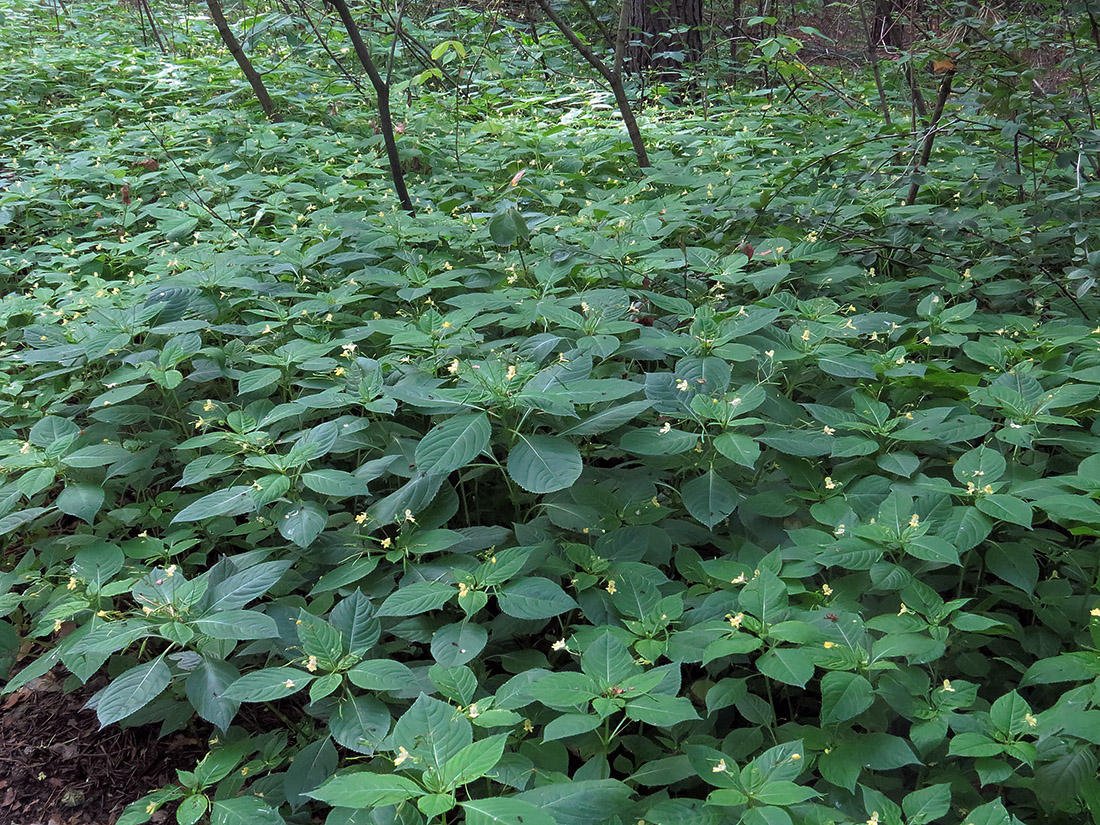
[2,2,1100,825]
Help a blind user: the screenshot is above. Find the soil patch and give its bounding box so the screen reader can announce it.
[0,669,206,825]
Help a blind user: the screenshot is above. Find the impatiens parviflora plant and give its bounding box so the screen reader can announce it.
[2,1,1100,825]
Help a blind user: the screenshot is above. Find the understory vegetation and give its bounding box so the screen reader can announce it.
[2,1,1100,824]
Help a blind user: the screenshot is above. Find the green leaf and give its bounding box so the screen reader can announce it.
[581,631,638,686]
[91,657,171,727]
[461,798,558,825]
[348,659,416,690]
[543,712,601,741]
[222,667,313,702]
[284,737,338,811]
[172,486,256,523]
[498,577,577,619]
[301,469,369,498]
[625,694,701,726]
[57,483,105,523]
[756,648,813,687]
[377,580,454,616]
[975,494,1032,527]
[902,784,951,825]
[278,501,328,547]
[714,432,760,468]
[431,621,488,667]
[507,434,583,494]
[391,693,473,771]
[415,413,491,475]
[680,470,739,528]
[209,797,283,825]
[308,772,424,808]
[330,695,391,754]
[515,780,632,825]
[193,610,278,640]
[820,671,874,724]
[440,734,508,789]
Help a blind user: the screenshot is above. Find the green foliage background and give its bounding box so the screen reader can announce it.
[2,2,1100,824]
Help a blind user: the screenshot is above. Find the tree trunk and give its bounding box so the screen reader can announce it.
[626,0,704,73]
[205,0,282,122]
[325,0,415,215]
[873,0,903,49]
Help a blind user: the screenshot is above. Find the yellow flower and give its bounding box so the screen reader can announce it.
[605,580,617,595]
[823,641,835,649]
[867,813,879,825]
[1091,607,1100,617]
[381,537,392,549]
[66,577,77,590]
[441,321,452,329]
[355,512,368,524]
[824,476,837,490]
[203,399,215,412]
[394,746,411,766]
[659,422,672,435]
[403,509,415,523]
[898,603,910,616]
[193,417,204,430]
[728,613,744,628]
[1024,712,1037,727]
[801,329,811,342]
[523,719,534,732]
[941,679,955,693]
[730,573,747,585]
[822,583,833,596]
[467,703,479,718]
[284,679,295,689]
[552,639,567,651]
[306,656,318,672]
[333,367,344,376]
[823,426,835,435]
[764,350,775,358]
[908,514,920,528]
[712,759,727,773]
[458,582,470,597]
[676,379,690,391]
[506,365,517,381]
[789,753,801,761]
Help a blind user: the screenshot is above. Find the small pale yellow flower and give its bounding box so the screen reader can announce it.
[659,422,672,434]
[193,417,204,430]
[822,426,835,436]
[1090,607,1100,617]
[1024,712,1037,727]
[605,580,617,595]
[908,513,920,528]
[506,365,517,381]
[824,477,837,490]
[941,679,955,693]
[764,350,775,358]
[284,679,295,689]
[66,577,77,590]
[712,759,727,773]
[355,512,368,524]
[552,639,567,651]
[728,613,743,628]
[203,399,215,412]
[468,703,480,718]
[898,603,910,616]
[441,321,452,329]
[380,537,392,549]
[394,746,411,766]
[731,573,747,585]
[403,509,415,523]
[789,753,801,761]
[523,719,534,732]
[458,582,470,597]
[53,619,62,632]
[822,584,833,596]
[834,524,845,536]
[823,641,835,649]
[867,813,879,825]
[676,379,690,391]
[801,329,811,341]
[306,656,318,672]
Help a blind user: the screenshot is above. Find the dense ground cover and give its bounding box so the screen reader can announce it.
[2,2,1100,824]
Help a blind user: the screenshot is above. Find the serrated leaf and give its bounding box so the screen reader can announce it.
[507,434,582,493]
